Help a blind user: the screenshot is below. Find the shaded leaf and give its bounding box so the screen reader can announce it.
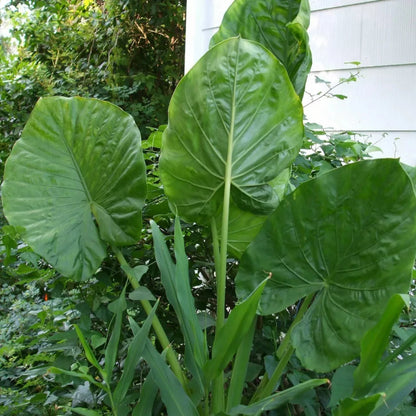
[236,159,416,371]
[132,372,159,416]
[121,264,148,285]
[328,365,355,408]
[129,286,156,301]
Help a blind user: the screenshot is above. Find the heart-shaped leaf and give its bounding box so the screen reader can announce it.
[236,159,416,371]
[2,96,147,280]
[160,37,303,252]
[210,0,312,98]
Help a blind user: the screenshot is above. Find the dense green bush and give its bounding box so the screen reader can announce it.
[0,0,185,175]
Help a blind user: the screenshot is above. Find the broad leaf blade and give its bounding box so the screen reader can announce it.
[225,168,291,258]
[160,37,303,227]
[210,0,312,97]
[236,159,416,371]
[2,96,147,280]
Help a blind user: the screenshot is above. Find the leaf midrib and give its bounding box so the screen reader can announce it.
[61,130,93,205]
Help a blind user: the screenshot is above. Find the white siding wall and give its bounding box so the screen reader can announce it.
[185,0,416,165]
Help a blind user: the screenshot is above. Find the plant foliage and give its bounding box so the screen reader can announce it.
[2,0,416,415]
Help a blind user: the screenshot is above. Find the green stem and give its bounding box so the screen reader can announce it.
[252,293,315,402]
[211,219,221,286]
[276,293,315,359]
[111,245,187,388]
[211,220,226,413]
[210,132,233,414]
[108,391,118,416]
[211,51,237,411]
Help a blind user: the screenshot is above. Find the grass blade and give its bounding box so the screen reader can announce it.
[143,339,199,416]
[104,288,127,383]
[132,372,159,416]
[151,219,207,388]
[353,293,408,396]
[229,379,329,415]
[49,367,104,391]
[113,301,159,405]
[227,318,256,411]
[71,408,103,416]
[74,325,104,378]
[204,277,269,381]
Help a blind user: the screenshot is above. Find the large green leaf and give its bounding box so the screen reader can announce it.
[160,37,303,247]
[225,169,291,258]
[210,0,312,98]
[236,159,416,371]
[2,96,146,280]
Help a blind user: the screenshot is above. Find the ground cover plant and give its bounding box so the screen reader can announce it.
[2,0,416,414]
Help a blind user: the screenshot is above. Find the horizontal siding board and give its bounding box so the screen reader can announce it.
[369,131,416,166]
[311,0,380,11]
[310,0,416,71]
[304,65,416,131]
[200,0,232,28]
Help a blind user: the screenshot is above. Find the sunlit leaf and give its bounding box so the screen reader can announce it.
[210,0,312,97]
[2,96,147,280]
[160,37,303,251]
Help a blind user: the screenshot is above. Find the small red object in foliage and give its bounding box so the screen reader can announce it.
[43,293,49,301]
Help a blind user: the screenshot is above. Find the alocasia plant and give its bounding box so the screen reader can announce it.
[2,0,416,415]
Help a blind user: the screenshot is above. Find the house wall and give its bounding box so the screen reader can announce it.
[185,0,416,165]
